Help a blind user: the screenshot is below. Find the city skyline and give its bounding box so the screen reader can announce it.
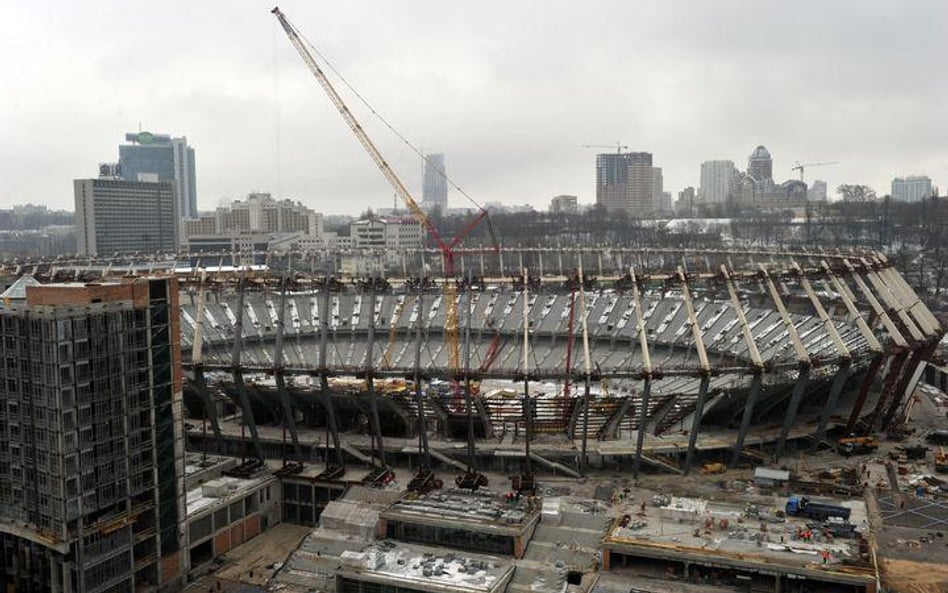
[2,1,946,215]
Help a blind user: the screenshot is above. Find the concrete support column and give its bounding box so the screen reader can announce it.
[678,266,710,476]
[846,355,884,432]
[730,372,763,467]
[632,378,652,478]
[813,363,851,446]
[629,266,653,479]
[63,561,74,593]
[775,366,811,460]
[722,264,765,468]
[50,556,61,593]
[683,375,711,475]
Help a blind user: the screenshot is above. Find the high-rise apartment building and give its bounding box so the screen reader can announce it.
[891,175,933,202]
[119,132,198,220]
[422,154,448,214]
[595,152,654,216]
[677,187,696,215]
[74,178,178,256]
[699,160,738,205]
[0,277,186,591]
[652,167,664,212]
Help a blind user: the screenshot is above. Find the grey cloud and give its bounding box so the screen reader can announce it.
[1,0,946,212]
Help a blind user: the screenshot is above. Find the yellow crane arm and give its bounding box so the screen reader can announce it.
[271,7,444,250]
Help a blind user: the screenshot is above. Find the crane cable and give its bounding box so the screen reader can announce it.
[289,20,486,212]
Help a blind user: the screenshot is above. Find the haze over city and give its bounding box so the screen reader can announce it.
[2,0,946,214]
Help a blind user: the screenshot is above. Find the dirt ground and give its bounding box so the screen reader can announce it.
[880,557,948,593]
[216,522,311,584]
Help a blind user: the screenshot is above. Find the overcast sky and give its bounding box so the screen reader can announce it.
[2,1,946,214]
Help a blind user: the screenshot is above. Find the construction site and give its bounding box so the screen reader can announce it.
[2,6,948,593]
[4,240,948,593]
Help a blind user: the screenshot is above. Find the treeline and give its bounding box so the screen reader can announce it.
[0,205,74,230]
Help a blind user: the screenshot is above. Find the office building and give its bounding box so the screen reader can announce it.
[422,154,448,214]
[74,178,178,256]
[549,195,578,214]
[119,132,197,220]
[595,152,654,216]
[891,175,933,202]
[0,276,186,591]
[699,160,738,205]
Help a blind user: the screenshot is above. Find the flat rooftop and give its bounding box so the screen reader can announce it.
[186,473,272,518]
[337,541,514,593]
[381,489,540,535]
[604,494,875,585]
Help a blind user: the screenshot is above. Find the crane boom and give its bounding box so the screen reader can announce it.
[271,7,447,252]
[791,160,839,182]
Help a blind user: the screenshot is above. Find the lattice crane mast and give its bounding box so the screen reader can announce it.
[272,7,490,372]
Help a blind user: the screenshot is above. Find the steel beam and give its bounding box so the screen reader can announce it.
[646,394,678,436]
[721,265,766,467]
[775,367,810,460]
[794,261,854,449]
[273,277,302,462]
[861,259,923,344]
[364,285,387,468]
[880,346,930,431]
[874,258,941,336]
[821,261,883,355]
[844,260,908,349]
[813,362,851,446]
[683,376,711,474]
[869,352,909,433]
[413,292,431,471]
[760,265,810,367]
[463,279,477,472]
[318,282,345,469]
[730,373,763,467]
[679,267,711,476]
[631,266,654,479]
[231,276,266,461]
[190,278,223,444]
[521,267,533,479]
[794,262,850,361]
[760,265,810,461]
[578,261,593,475]
[846,355,884,432]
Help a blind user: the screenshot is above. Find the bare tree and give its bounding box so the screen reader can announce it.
[836,184,877,202]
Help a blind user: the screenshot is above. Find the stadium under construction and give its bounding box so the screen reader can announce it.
[4,246,940,479]
[2,246,946,593]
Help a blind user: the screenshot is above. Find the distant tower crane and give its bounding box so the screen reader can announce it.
[582,143,629,154]
[792,161,839,182]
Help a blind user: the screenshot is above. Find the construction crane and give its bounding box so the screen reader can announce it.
[272,7,493,374]
[791,161,839,182]
[582,143,628,154]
